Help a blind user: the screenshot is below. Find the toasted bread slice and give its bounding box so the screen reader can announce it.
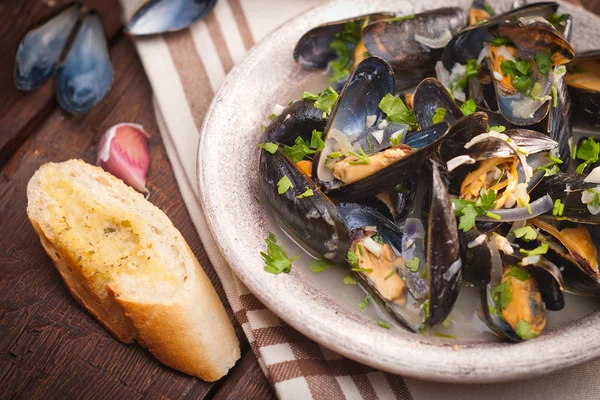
[27,159,240,381]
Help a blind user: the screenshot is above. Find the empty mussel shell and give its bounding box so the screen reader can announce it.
[262,100,327,145]
[56,12,113,115]
[15,3,82,91]
[566,50,600,128]
[126,0,217,36]
[413,78,463,129]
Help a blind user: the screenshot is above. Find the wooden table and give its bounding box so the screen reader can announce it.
[1,1,599,399]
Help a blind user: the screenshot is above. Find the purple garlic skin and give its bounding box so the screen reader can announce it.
[96,123,150,193]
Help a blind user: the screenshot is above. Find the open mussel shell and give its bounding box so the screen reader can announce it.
[259,150,350,263]
[262,100,327,145]
[293,13,394,70]
[441,2,558,68]
[126,0,216,36]
[530,218,600,296]
[325,122,449,201]
[426,160,462,327]
[56,12,112,115]
[438,112,489,162]
[413,78,463,129]
[361,8,465,89]
[337,203,423,332]
[566,50,600,128]
[15,3,82,91]
[530,174,600,224]
[481,251,564,341]
[546,74,572,166]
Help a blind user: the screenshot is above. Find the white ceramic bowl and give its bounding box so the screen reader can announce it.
[198,0,600,382]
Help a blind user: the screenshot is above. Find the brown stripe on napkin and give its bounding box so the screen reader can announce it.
[165,31,213,127]
[205,12,235,73]
[227,0,255,50]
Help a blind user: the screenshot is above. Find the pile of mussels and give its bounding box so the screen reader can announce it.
[258,1,600,341]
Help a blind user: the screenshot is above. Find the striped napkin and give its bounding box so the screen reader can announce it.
[121,0,600,398]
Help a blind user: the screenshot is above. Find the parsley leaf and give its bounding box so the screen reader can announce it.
[347,249,359,268]
[452,188,497,231]
[505,266,531,281]
[297,187,314,199]
[328,20,364,82]
[261,232,297,274]
[282,130,325,162]
[520,243,548,257]
[432,108,447,124]
[492,281,512,310]
[421,300,430,321]
[277,176,293,194]
[534,51,552,74]
[378,93,417,129]
[442,315,453,328]
[535,155,563,176]
[515,319,538,340]
[390,133,403,146]
[492,37,513,46]
[546,13,569,27]
[576,137,600,174]
[377,320,391,329]
[309,259,335,272]
[343,273,357,285]
[501,58,533,93]
[453,59,480,90]
[314,87,339,116]
[405,257,420,272]
[460,99,477,115]
[513,226,537,241]
[257,142,278,154]
[488,125,506,132]
[359,294,372,311]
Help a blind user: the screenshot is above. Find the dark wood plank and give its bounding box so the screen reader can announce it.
[0,35,247,400]
[0,0,124,166]
[211,351,276,400]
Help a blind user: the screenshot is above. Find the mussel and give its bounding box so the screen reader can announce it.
[126,0,217,36]
[263,100,327,145]
[566,50,600,128]
[259,149,350,263]
[313,57,450,200]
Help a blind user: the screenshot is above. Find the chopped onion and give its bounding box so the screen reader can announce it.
[435,61,450,88]
[477,44,490,65]
[414,29,453,49]
[581,187,600,215]
[447,155,475,172]
[584,167,600,183]
[494,234,514,255]
[390,130,404,142]
[363,237,382,257]
[378,119,389,129]
[476,194,554,222]
[272,103,285,116]
[366,115,377,129]
[468,234,487,248]
[522,255,541,266]
[371,129,384,144]
[493,71,503,81]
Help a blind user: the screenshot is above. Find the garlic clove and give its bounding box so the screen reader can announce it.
[96,123,150,193]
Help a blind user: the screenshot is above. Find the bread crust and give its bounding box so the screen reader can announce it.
[26,160,240,381]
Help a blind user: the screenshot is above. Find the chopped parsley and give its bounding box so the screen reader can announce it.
[268,113,277,120]
[500,58,533,93]
[303,87,339,117]
[576,137,600,174]
[483,2,494,15]
[309,259,335,272]
[297,187,314,199]
[377,320,391,329]
[277,176,293,194]
[453,59,480,90]
[352,267,374,273]
[513,226,537,242]
[442,315,453,328]
[488,125,506,132]
[551,83,558,107]
[257,142,278,154]
[387,14,415,22]
[520,243,548,257]
[262,232,297,274]
[347,249,359,268]
[378,93,417,129]
[394,183,410,193]
[328,20,364,82]
[452,187,497,232]
[282,129,325,162]
[534,51,552,75]
[390,133,403,146]
[359,294,372,311]
[405,257,420,273]
[432,108,447,124]
[371,233,386,244]
[534,155,563,176]
[384,270,395,280]
[505,266,530,281]
[348,147,371,165]
[492,281,512,310]
[515,319,538,340]
[552,199,565,217]
[343,273,357,285]
[460,99,477,115]
[491,37,513,46]
[434,332,456,339]
[546,13,569,27]
[421,300,430,321]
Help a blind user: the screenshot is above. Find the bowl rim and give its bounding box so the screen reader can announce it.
[197,0,600,383]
